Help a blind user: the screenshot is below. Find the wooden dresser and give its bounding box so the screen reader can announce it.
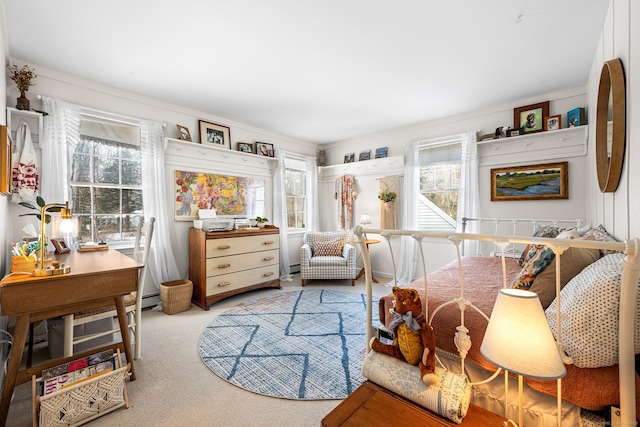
[189,227,281,310]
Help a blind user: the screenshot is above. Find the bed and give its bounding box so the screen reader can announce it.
[356,218,639,426]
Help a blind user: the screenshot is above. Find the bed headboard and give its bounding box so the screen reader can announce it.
[460,217,584,257]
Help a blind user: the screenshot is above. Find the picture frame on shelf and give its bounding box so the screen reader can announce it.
[199,120,231,149]
[490,161,568,201]
[374,147,388,158]
[544,115,562,131]
[237,142,254,153]
[513,101,549,134]
[344,153,355,163]
[359,150,370,161]
[567,108,586,127]
[176,124,192,141]
[256,141,274,157]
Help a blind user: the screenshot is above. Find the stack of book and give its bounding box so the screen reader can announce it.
[38,349,118,396]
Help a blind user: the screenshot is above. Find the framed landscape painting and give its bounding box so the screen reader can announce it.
[490,162,568,201]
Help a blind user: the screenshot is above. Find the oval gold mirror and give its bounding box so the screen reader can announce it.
[595,58,626,192]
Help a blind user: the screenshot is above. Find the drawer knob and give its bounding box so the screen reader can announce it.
[218,281,231,287]
[263,241,275,245]
[263,272,274,277]
[218,245,231,250]
[263,256,274,261]
[218,263,231,269]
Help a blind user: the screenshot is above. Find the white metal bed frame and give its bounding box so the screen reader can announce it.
[355,224,639,426]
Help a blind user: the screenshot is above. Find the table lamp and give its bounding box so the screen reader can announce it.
[480,288,566,426]
[34,201,73,277]
[359,214,371,240]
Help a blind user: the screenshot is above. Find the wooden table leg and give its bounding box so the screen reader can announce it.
[0,315,30,427]
[115,296,136,381]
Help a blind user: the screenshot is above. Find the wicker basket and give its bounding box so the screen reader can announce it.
[160,279,193,314]
[11,255,35,273]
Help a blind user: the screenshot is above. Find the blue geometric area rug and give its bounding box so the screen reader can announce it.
[199,289,375,400]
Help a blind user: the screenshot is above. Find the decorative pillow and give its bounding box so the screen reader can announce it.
[312,241,343,257]
[583,224,620,256]
[511,245,555,290]
[534,225,562,238]
[545,253,640,368]
[528,235,600,309]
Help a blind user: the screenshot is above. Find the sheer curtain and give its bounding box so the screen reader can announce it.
[140,121,181,288]
[396,140,420,286]
[456,131,480,255]
[273,151,292,281]
[305,156,318,232]
[41,97,81,203]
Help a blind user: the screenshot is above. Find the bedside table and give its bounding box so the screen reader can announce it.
[322,381,506,427]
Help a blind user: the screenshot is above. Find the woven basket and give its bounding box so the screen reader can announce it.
[11,255,35,273]
[160,279,193,314]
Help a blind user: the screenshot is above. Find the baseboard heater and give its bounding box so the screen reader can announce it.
[290,263,300,274]
[142,292,161,309]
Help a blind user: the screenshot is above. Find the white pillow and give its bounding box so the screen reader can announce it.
[545,253,640,368]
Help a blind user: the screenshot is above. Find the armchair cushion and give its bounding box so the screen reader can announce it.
[313,240,343,257]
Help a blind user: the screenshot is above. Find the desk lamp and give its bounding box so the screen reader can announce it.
[359,214,371,240]
[480,289,566,426]
[34,201,73,277]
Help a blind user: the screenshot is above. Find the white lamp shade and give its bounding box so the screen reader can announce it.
[359,214,371,225]
[480,288,566,380]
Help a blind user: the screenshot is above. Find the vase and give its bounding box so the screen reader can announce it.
[16,91,30,110]
[257,222,266,229]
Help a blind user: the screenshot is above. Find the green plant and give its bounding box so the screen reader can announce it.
[255,216,269,223]
[8,64,37,93]
[19,196,63,224]
[378,191,396,203]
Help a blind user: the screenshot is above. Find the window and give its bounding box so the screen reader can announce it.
[284,158,306,230]
[69,118,143,243]
[418,139,461,231]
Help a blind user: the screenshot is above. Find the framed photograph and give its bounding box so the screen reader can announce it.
[375,147,388,158]
[544,115,562,131]
[514,101,550,134]
[199,120,231,149]
[176,124,192,141]
[256,141,274,157]
[50,238,71,254]
[490,162,568,201]
[237,142,254,153]
[567,107,586,127]
[0,126,11,195]
[359,150,370,161]
[344,153,355,163]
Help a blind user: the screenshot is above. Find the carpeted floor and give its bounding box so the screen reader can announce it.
[199,289,375,399]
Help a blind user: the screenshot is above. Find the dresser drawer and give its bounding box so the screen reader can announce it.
[206,249,279,277]
[206,235,279,258]
[206,264,279,296]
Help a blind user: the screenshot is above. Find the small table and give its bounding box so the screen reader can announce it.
[355,239,380,283]
[322,381,506,426]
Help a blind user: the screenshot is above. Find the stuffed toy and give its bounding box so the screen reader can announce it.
[371,286,439,386]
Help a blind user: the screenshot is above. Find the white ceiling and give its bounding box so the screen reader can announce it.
[4,0,609,144]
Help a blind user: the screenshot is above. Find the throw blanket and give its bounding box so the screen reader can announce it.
[362,350,471,424]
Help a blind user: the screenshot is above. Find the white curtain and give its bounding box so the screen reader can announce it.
[41,97,81,203]
[140,121,181,288]
[273,151,292,281]
[305,156,319,232]
[396,140,420,286]
[456,131,480,255]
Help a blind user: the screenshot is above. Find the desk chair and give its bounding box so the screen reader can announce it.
[62,217,155,360]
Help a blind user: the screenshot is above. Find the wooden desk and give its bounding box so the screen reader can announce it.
[0,249,142,426]
[355,239,380,283]
[322,381,506,426]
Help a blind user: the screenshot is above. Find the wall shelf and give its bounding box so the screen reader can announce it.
[319,155,404,181]
[6,107,44,145]
[477,126,588,167]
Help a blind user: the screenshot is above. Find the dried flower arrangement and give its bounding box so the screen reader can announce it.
[8,64,37,94]
[378,191,396,203]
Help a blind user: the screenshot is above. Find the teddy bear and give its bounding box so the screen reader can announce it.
[370,286,439,386]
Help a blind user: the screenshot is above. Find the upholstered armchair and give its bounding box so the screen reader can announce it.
[300,230,357,286]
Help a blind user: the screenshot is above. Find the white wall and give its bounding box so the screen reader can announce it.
[587,0,639,241]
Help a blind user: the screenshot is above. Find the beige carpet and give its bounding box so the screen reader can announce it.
[6,275,390,427]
